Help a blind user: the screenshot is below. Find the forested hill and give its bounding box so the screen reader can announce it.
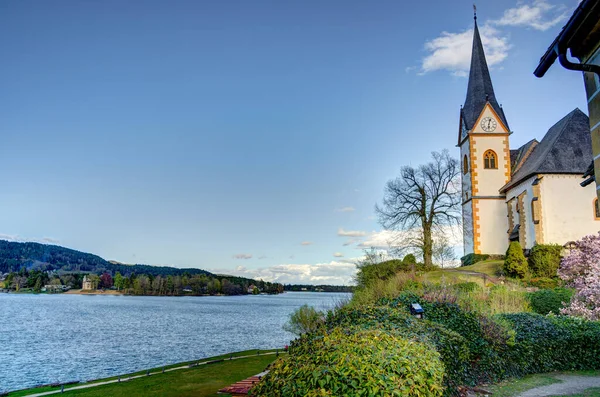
[0,240,214,277]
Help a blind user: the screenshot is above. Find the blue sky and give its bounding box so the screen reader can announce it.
[0,0,587,284]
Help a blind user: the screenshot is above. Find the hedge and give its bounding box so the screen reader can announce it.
[252,327,444,397]
[528,244,562,278]
[528,288,574,315]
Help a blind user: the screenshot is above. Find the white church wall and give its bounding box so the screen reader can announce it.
[463,202,474,254]
[472,135,509,197]
[476,199,509,254]
[541,175,600,244]
[460,140,472,201]
[506,176,537,248]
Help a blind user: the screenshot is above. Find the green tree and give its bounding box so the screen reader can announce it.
[34,276,42,292]
[504,241,528,278]
[282,304,325,336]
[114,272,124,291]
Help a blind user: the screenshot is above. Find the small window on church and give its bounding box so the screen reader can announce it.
[463,155,469,175]
[484,150,498,169]
[594,198,600,220]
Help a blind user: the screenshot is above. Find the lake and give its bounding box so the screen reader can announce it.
[0,291,350,392]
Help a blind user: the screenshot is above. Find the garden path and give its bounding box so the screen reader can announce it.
[515,374,600,396]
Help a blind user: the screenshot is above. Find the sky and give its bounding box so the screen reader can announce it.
[0,0,588,285]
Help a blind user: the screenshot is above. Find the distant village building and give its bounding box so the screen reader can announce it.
[460,13,599,255]
[82,275,93,290]
[534,0,600,200]
[42,284,68,293]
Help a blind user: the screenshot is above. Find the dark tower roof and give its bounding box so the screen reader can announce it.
[462,18,509,131]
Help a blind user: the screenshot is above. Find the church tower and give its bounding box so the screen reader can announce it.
[459,13,511,255]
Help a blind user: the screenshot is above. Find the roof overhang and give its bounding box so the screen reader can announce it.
[534,0,600,78]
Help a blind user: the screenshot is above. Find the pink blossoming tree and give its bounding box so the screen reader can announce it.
[558,232,600,320]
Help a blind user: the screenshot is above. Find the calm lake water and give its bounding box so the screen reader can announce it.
[0,291,350,392]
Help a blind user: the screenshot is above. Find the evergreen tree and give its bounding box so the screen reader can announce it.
[504,241,528,278]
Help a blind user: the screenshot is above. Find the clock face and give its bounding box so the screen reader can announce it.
[481,117,497,132]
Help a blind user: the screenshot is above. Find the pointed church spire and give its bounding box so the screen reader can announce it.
[462,13,508,131]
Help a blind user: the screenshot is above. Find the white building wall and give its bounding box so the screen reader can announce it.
[506,176,537,248]
[463,202,474,254]
[541,175,600,244]
[477,199,509,254]
[460,140,472,201]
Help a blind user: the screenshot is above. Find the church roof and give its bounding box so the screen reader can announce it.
[501,108,591,192]
[462,18,509,132]
[511,139,539,173]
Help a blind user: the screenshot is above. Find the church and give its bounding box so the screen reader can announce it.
[459,15,599,256]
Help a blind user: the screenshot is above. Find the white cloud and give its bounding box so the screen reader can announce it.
[301,241,313,246]
[492,0,568,31]
[232,253,252,260]
[0,234,61,245]
[421,24,510,76]
[258,255,267,260]
[210,260,358,285]
[337,228,367,237]
[333,252,344,258]
[335,207,356,213]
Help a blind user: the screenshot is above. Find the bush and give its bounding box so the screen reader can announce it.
[283,304,325,336]
[252,327,444,397]
[528,288,574,315]
[460,253,490,266]
[498,313,600,375]
[528,244,562,278]
[327,305,471,393]
[504,242,528,278]
[354,259,406,288]
[528,277,558,289]
[453,282,481,293]
[403,253,417,265]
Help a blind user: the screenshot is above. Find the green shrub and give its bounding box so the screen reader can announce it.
[528,244,562,278]
[283,304,325,336]
[403,253,417,265]
[504,242,528,278]
[528,277,559,289]
[354,259,406,288]
[460,253,490,266]
[454,282,481,293]
[498,313,600,375]
[327,305,471,393]
[252,327,444,397]
[528,288,574,315]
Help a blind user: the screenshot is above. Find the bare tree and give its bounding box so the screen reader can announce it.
[375,150,461,267]
[433,232,456,268]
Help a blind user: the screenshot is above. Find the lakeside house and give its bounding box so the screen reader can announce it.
[41,285,69,293]
[82,275,93,290]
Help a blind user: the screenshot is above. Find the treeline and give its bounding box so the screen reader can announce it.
[283,284,354,293]
[0,240,213,277]
[2,268,283,296]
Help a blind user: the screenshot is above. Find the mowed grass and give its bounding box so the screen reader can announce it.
[8,350,281,397]
[460,260,503,276]
[61,355,277,397]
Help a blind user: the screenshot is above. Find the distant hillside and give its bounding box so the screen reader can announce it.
[0,240,214,277]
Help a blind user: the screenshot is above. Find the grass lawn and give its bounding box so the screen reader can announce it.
[62,355,276,397]
[459,260,503,276]
[9,350,281,397]
[420,260,503,285]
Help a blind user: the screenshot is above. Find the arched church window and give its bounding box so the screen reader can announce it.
[463,155,469,174]
[594,198,600,220]
[483,150,498,169]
